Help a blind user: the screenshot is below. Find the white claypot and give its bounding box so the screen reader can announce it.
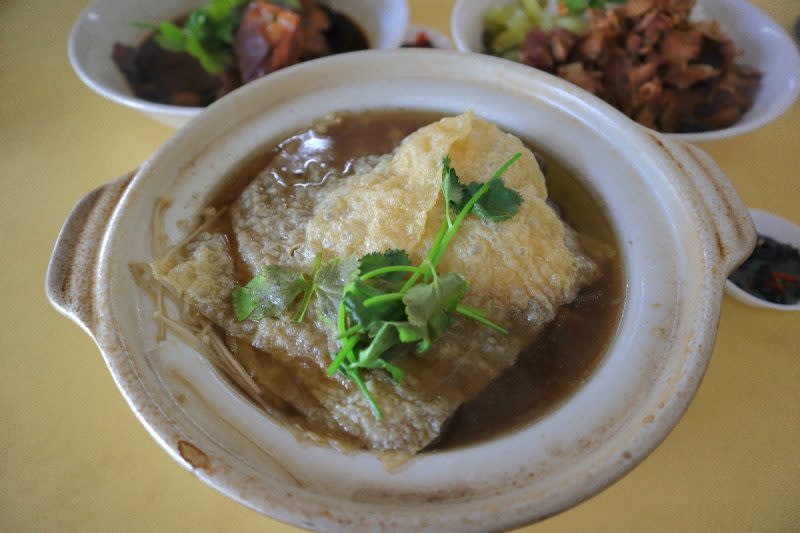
[48,50,755,532]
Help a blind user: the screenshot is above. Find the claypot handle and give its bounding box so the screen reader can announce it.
[46,172,135,336]
[657,137,757,277]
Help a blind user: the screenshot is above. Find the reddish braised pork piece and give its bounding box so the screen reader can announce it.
[518,0,760,133]
[235,0,336,83]
[236,2,301,82]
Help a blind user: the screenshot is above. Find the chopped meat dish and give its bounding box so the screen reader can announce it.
[113,0,368,107]
[489,0,761,133]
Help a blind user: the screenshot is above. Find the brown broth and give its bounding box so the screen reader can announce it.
[209,110,624,450]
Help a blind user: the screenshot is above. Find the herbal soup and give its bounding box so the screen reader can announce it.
[140,110,624,456]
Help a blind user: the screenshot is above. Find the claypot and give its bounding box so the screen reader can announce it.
[47,50,755,532]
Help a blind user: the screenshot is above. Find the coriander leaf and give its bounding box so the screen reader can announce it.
[442,156,465,221]
[355,322,401,366]
[365,320,425,342]
[430,153,522,268]
[147,0,248,75]
[357,321,426,366]
[359,250,412,282]
[311,256,359,328]
[464,177,523,222]
[154,22,186,50]
[403,272,468,351]
[391,321,427,344]
[232,265,307,321]
[206,0,249,21]
[344,279,406,328]
[443,156,523,223]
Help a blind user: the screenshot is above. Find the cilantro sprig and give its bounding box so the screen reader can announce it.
[232,153,523,419]
[562,0,609,15]
[135,0,249,75]
[135,0,303,75]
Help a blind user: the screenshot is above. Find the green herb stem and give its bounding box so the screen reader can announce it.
[401,223,448,292]
[337,324,364,339]
[293,254,322,322]
[345,367,383,420]
[359,265,421,281]
[363,292,405,308]
[327,334,360,376]
[337,295,348,335]
[455,304,509,335]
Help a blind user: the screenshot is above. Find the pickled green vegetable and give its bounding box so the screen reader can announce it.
[482,0,625,59]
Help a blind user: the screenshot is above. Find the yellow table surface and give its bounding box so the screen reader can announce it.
[2,0,799,530]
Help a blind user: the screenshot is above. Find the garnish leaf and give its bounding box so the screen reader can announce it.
[445,157,523,223]
[153,21,186,51]
[464,178,524,222]
[311,256,360,327]
[356,321,426,367]
[232,265,307,321]
[344,279,406,327]
[403,272,469,351]
[356,322,401,366]
[146,0,249,75]
[442,156,465,222]
[359,250,412,282]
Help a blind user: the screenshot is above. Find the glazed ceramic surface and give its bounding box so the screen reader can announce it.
[48,50,755,532]
[450,0,800,143]
[68,0,409,127]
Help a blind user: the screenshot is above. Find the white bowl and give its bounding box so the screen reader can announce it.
[68,0,409,128]
[403,24,453,49]
[725,209,800,311]
[451,0,800,142]
[47,50,755,531]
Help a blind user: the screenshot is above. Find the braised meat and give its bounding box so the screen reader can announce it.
[517,0,760,133]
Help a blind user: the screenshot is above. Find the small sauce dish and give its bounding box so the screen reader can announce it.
[725,209,800,311]
[402,24,453,49]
